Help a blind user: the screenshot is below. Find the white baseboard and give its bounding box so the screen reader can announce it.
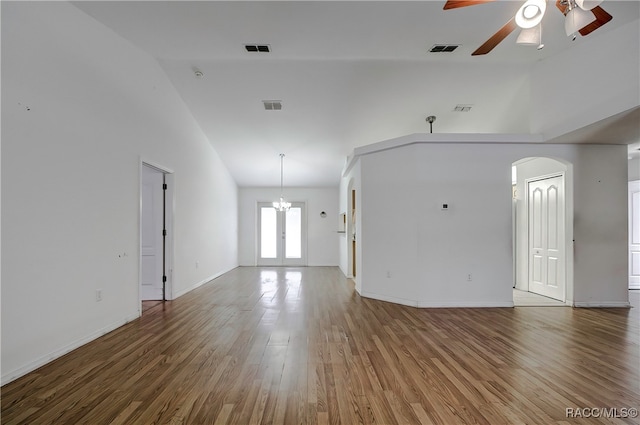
[417,301,514,308]
[360,291,419,307]
[360,292,514,308]
[572,301,632,308]
[1,312,140,386]
[171,266,237,300]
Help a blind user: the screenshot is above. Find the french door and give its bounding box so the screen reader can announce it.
[258,202,307,266]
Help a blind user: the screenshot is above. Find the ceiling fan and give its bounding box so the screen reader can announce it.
[444,0,613,55]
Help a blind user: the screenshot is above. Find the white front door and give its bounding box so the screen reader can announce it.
[528,175,565,301]
[141,165,164,300]
[258,202,306,266]
[630,180,640,289]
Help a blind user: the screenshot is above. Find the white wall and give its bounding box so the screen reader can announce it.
[350,138,628,308]
[239,187,339,266]
[572,145,629,306]
[629,157,640,181]
[1,2,238,384]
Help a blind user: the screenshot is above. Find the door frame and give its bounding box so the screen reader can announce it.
[350,188,356,278]
[139,160,174,312]
[630,180,640,289]
[525,172,566,302]
[513,156,574,306]
[256,201,307,266]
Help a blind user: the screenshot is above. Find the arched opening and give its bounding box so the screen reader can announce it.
[512,157,574,306]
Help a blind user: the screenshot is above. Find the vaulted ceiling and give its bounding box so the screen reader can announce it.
[73,1,640,187]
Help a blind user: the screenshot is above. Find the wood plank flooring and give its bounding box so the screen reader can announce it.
[2,267,639,424]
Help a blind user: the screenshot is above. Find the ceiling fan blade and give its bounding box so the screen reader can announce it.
[555,0,569,14]
[578,6,612,36]
[443,0,496,10]
[472,17,517,55]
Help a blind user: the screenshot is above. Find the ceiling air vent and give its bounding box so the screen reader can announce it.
[429,44,460,53]
[453,104,473,112]
[263,100,282,111]
[245,44,271,53]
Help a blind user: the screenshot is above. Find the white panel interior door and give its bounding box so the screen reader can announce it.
[141,165,164,300]
[630,180,640,289]
[257,202,306,266]
[528,175,565,301]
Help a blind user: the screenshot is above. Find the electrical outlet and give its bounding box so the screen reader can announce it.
[467,274,472,281]
[96,289,103,302]
[196,261,199,269]
[386,271,391,278]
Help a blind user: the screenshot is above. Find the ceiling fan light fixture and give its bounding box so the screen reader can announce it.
[515,0,546,29]
[565,6,594,36]
[575,0,603,10]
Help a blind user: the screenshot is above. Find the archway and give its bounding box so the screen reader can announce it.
[512,157,574,306]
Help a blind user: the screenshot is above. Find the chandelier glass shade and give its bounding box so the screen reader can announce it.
[565,5,594,36]
[273,196,291,212]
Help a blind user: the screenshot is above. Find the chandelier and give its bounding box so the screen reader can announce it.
[273,154,291,211]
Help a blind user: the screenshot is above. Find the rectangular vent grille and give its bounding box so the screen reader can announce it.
[429,44,459,53]
[453,104,473,112]
[263,100,282,110]
[245,44,271,53]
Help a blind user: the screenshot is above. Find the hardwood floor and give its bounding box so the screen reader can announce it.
[512,289,566,306]
[142,300,164,314]
[2,267,638,425]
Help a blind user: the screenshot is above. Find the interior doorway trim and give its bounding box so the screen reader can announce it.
[347,179,356,280]
[525,172,566,302]
[513,156,574,306]
[139,159,175,314]
[630,180,640,289]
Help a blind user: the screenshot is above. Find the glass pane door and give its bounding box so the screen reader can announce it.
[258,202,306,266]
[260,206,278,259]
[285,206,302,259]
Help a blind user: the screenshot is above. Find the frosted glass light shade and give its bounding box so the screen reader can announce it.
[515,0,546,29]
[517,25,541,45]
[576,0,602,10]
[565,7,594,36]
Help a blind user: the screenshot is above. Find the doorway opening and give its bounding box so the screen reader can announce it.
[346,180,357,280]
[630,180,640,289]
[512,157,573,306]
[140,162,174,314]
[257,201,307,266]
[350,188,357,278]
